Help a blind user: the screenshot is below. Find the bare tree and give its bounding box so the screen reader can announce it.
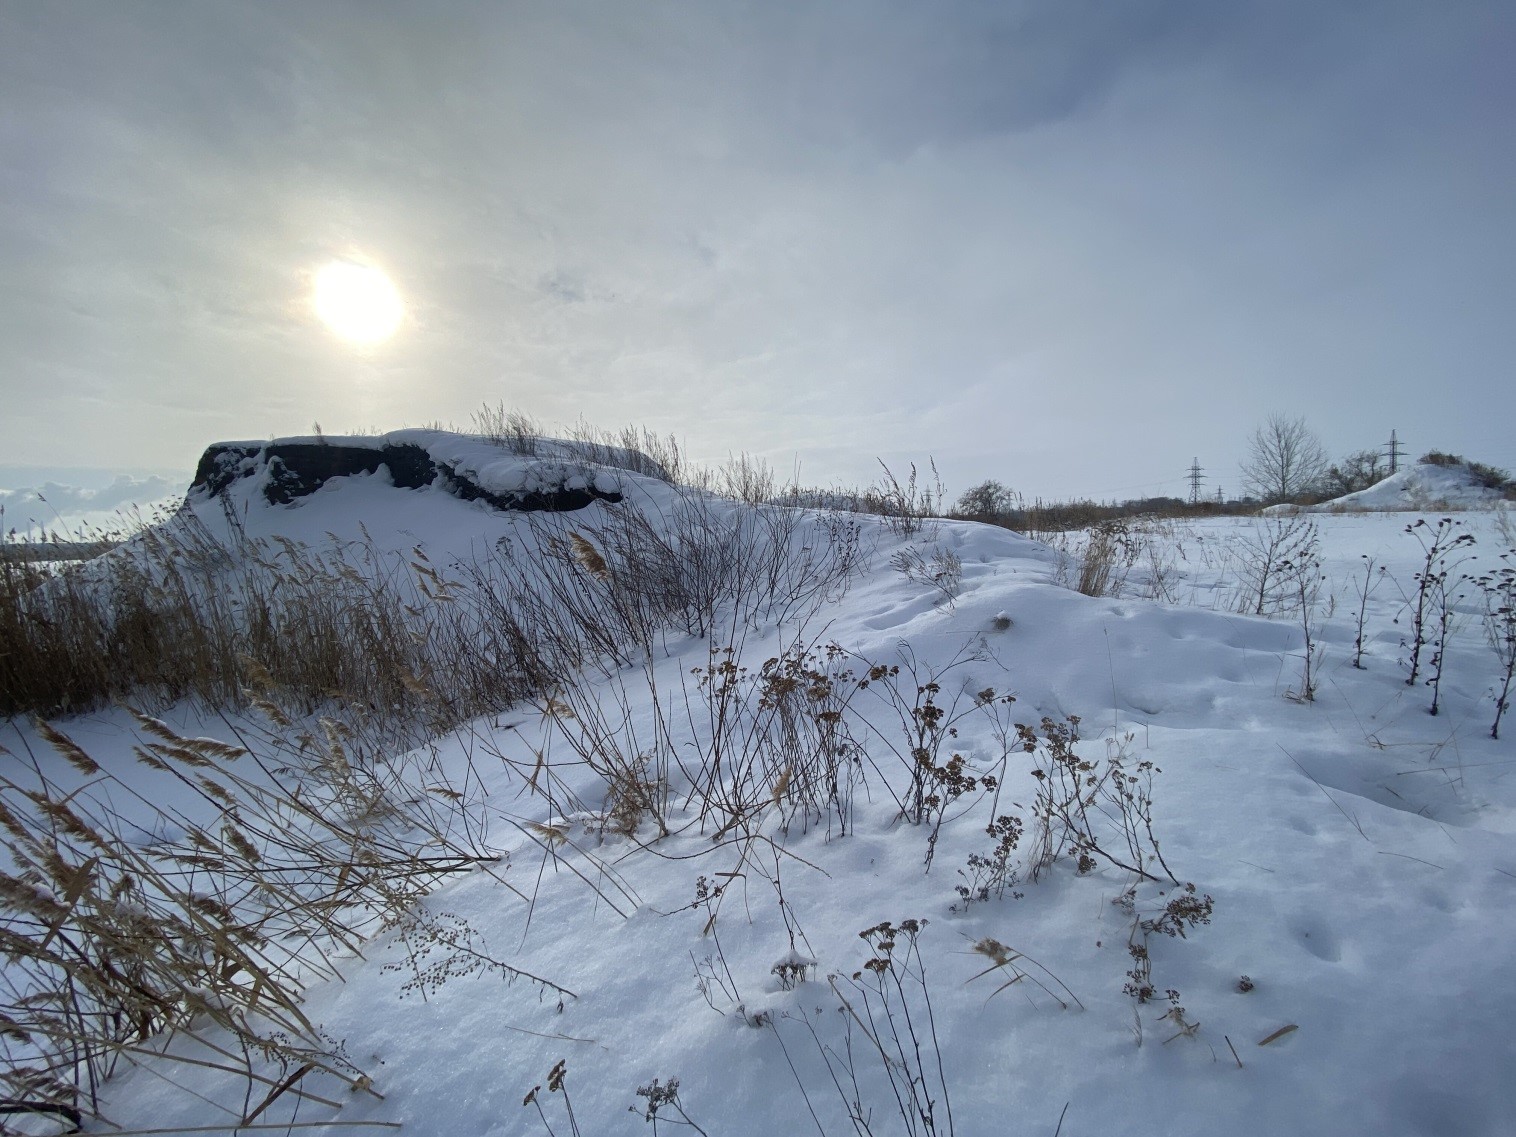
[954,479,1017,519]
[1240,414,1329,504]
[1321,449,1387,498]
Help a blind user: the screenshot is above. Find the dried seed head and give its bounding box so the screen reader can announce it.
[567,533,610,581]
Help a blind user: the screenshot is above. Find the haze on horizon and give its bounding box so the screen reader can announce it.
[2,0,1512,503]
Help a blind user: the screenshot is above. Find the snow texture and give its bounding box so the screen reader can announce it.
[8,440,1516,1137]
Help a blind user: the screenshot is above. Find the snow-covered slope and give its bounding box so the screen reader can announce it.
[1288,460,1511,512]
[7,441,1516,1137]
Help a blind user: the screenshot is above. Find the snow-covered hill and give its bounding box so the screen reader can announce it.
[1285,459,1512,513]
[6,437,1516,1137]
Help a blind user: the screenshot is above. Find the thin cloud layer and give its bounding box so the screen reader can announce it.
[2,1,1512,498]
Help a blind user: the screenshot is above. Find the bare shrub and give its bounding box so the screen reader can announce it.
[515,491,864,648]
[952,479,1018,521]
[1493,504,1516,547]
[1420,451,1511,490]
[457,494,871,841]
[714,452,779,506]
[1321,449,1387,497]
[1235,516,1319,616]
[687,642,869,840]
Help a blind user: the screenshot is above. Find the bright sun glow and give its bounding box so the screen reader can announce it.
[312,260,404,345]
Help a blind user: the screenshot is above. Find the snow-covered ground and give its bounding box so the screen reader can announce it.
[6,441,1516,1137]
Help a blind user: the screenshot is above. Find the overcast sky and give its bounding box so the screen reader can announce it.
[2,0,1512,500]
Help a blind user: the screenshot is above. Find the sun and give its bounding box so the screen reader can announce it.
[312,260,404,345]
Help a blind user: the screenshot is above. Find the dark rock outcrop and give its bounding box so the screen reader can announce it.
[189,440,622,512]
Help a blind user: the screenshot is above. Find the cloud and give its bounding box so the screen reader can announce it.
[2,1,1512,496]
[0,475,182,536]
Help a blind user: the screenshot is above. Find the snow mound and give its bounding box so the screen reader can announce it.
[1278,461,1511,513]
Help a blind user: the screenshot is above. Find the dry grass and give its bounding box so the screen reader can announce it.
[0,707,534,1126]
[471,402,543,456]
[1075,520,1137,598]
[0,510,529,723]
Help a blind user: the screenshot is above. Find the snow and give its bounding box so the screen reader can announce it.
[1278,460,1512,513]
[7,442,1516,1136]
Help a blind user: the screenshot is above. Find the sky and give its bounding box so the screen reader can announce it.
[2,0,1513,503]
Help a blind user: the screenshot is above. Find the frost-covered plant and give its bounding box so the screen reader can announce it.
[771,949,818,991]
